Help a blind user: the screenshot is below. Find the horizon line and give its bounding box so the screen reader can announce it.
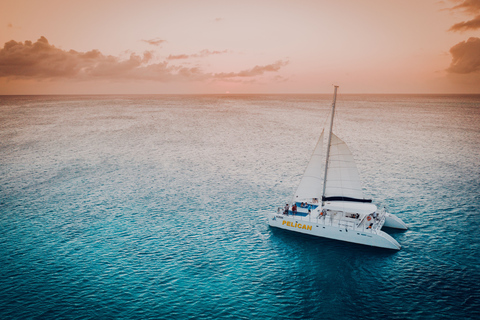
[1,92,480,96]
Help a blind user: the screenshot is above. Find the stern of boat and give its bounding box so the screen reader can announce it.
[375,230,402,250]
[383,212,408,230]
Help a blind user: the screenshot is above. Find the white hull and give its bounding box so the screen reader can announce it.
[267,209,402,250]
[384,213,408,229]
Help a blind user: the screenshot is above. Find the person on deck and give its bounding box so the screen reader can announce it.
[292,204,297,215]
[284,204,289,215]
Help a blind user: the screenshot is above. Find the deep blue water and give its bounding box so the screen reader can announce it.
[1,94,479,319]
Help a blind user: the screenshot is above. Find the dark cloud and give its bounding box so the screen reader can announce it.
[0,37,287,83]
[0,37,197,81]
[449,0,480,14]
[166,49,229,60]
[448,0,480,31]
[141,38,167,46]
[449,14,480,31]
[1,36,96,78]
[446,1,480,85]
[447,37,480,73]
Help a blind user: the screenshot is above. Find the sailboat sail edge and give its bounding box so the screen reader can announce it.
[323,133,371,202]
[294,131,324,202]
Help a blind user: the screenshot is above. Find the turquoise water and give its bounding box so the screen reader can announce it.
[1,94,479,319]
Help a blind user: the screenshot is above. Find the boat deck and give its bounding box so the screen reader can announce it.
[278,206,386,233]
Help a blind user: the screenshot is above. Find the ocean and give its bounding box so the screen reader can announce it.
[0,94,479,319]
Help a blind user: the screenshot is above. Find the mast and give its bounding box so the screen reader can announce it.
[322,85,339,205]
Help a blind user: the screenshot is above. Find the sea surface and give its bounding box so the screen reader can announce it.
[0,94,479,319]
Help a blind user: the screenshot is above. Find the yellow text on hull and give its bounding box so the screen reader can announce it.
[282,220,312,231]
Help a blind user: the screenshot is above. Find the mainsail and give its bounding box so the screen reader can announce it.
[294,131,324,202]
[294,85,370,204]
[323,133,371,202]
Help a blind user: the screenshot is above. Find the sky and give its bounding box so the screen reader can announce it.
[0,0,479,94]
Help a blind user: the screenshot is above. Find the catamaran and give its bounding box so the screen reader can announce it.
[268,86,407,250]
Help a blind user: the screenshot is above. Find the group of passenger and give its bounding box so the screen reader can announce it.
[283,200,319,214]
[283,203,300,215]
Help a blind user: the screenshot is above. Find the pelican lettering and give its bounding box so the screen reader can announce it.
[282,220,312,231]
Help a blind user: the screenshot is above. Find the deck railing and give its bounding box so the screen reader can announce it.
[276,207,387,234]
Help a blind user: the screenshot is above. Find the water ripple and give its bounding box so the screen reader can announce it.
[1,94,479,319]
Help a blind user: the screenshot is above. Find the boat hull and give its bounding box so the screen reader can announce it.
[268,212,401,250]
[383,213,408,229]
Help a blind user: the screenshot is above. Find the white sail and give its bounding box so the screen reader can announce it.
[294,131,324,202]
[323,133,366,201]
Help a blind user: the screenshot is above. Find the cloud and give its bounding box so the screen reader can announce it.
[7,23,13,28]
[447,37,480,73]
[449,14,480,31]
[449,0,480,14]
[166,49,229,60]
[0,37,196,81]
[166,54,190,60]
[1,36,92,78]
[213,60,289,78]
[0,37,288,83]
[214,18,223,22]
[199,49,229,56]
[141,38,167,46]
[448,0,480,31]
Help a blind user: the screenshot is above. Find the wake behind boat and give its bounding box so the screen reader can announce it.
[268,86,407,250]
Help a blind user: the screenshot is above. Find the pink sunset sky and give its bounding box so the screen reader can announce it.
[1,0,479,94]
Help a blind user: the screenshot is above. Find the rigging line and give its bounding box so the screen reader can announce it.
[334,94,346,139]
[319,105,331,142]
